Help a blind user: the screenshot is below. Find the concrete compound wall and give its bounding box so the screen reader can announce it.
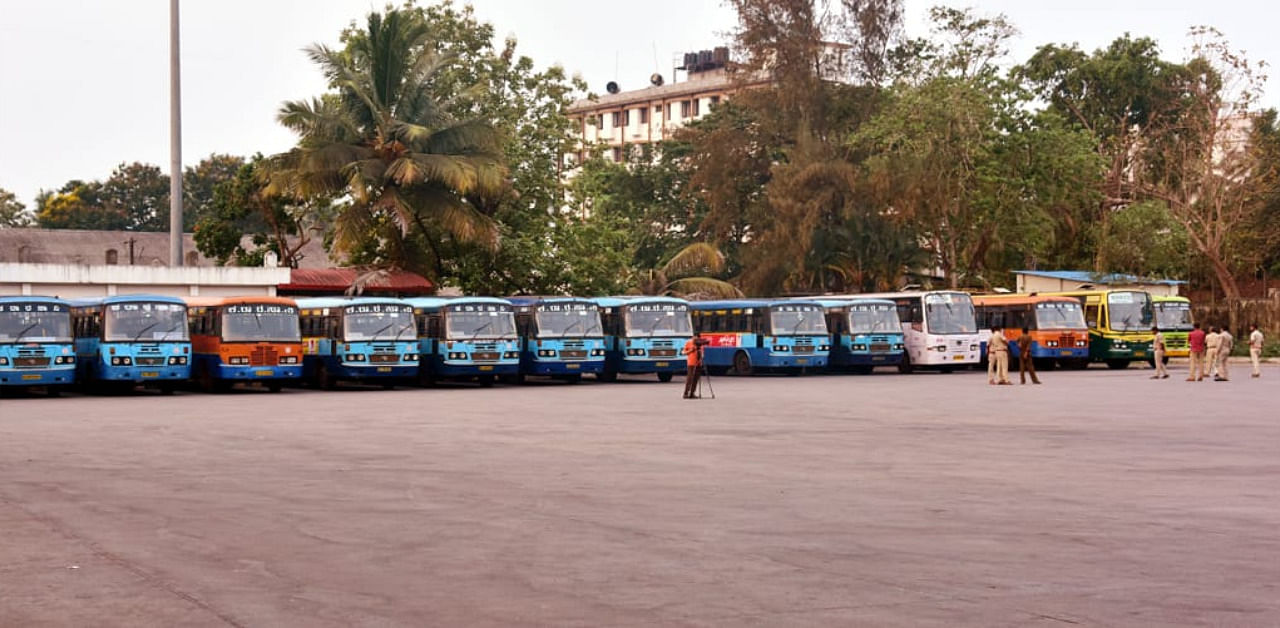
[0,263,291,299]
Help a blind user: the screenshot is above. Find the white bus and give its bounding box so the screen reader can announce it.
[817,291,981,373]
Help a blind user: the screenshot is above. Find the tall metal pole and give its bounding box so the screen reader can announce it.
[168,0,184,266]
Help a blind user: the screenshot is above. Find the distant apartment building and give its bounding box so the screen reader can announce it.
[565,47,744,166]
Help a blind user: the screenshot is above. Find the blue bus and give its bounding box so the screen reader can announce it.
[406,296,519,386]
[508,297,606,382]
[0,296,75,395]
[592,296,692,382]
[689,300,830,375]
[813,298,905,373]
[69,295,191,393]
[297,297,419,389]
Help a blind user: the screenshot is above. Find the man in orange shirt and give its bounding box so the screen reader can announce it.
[682,332,704,399]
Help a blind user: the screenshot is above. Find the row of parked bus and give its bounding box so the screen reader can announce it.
[0,289,1194,395]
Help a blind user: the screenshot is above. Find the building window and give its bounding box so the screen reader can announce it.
[639,107,648,124]
[692,99,701,117]
[681,100,692,118]
[105,249,119,265]
[710,95,721,106]
[611,111,621,127]
[597,114,604,128]
[666,103,673,119]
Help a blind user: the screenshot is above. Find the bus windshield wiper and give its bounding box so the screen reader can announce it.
[131,322,160,343]
[392,321,414,342]
[468,321,493,343]
[13,322,39,343]
[155,323,182,343]
[367,322,395,341]
[562,317,583,337]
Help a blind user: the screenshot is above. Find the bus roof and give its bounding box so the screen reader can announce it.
[295,296,410,309]
[67,294,193,308]
[590,296,689,308]
[971,294,1083,307]
[505,296,595,307]
[404,296,513,311]
[181,296,299,308]
[689,299,824,310]
[807,290,971,301]
[808,297,896,309]
[0,295,71,306]
[1152,295,1190,304]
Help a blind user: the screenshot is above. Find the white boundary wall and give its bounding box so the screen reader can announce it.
[0,263,291,298]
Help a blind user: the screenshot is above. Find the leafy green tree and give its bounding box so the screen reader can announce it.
[633,242,741,299]
[99,162,171,231]
[194,156,327,267]
[35,179,128,230]
[1095,200,1188,278]
[267,5,506,278]
[0,188,33,228]
[184,154,246,229]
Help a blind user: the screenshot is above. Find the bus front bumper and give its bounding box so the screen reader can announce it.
[1030,347,1089,360]
[334,364,419,379]
[841,352,903,366]
[215,365,302,380]
[765,354,828,369]
[98,366,190,382]
[618,358,686,374]
[435,362,519,376]
[523,359,605,375]
[0,367,75,387]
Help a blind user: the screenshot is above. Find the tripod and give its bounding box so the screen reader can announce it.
[695,345,715,399]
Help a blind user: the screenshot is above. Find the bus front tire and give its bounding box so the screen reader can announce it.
[733,351,753,376]
[598,370,618,383]
[657,371,674,383]
[1105,359,1131,370]
[898,354,914,374]
[316,364,335,391]
[266,382,284,393]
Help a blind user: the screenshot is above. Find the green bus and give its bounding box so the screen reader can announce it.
[1040,290,1155,369]
[1152,296,1193,360]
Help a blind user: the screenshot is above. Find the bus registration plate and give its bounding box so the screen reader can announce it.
[1134,351,1146,357]
[1061,350,1073,356]
[478,365,493,372]
[21,374,40,381]
[953,355,965,361]
[656,362,669,367]
[797,358,808,365]
[141,371,159,378]
[566,363,580,369]
[255,369,273,376]
[377,366,393,373]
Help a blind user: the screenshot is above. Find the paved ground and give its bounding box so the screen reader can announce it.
[2,362,1279,627]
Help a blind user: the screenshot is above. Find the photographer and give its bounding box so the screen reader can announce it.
[682,331,708,399]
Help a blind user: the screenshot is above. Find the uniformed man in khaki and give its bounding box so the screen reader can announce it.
[1249,323,1264,378]
[1205,327,1222,379]
[1215,327,1233,381]
[987,328,1012,385]
[1150,325,1169,379]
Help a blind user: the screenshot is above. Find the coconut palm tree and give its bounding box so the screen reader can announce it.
[633,242,742,299]
[267,8,506,270]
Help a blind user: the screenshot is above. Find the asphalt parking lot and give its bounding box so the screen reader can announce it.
[2,363,1279,627]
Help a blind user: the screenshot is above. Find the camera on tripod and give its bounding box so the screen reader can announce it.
[693,337,710,346]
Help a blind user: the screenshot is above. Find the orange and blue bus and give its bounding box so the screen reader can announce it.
[297,297,418,389]
[408,296,520,385]
[508,297,606,382]
[689,300,829,375]
[184,296,303,392]
[813,298,904,373]
[972,294,1089,369]
[0,296,75,394]
[70,295,191,393]
[592,296,692,382]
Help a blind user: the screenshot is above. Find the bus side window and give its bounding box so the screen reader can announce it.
[327,316,340,339]
[427,314,442,339]
[1085,305,1099,329]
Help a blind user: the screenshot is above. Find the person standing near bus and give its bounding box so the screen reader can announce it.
[1150,326,1169,379]
[682,331,703,399]
[1187,322,1206,382]
[1205,326,1222,380]
[1215,327,1233,381]
[1249,323,1264,378]
[1016,327,1040,385]
[988,327,1011,385]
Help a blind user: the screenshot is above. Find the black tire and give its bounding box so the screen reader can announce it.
[417,367,437,388]
[733,351,753,376]
[597,369,618,383]
[477,375,495,388]
[46,387,61,398]
[266,382,284,393]
[564,373,582,383]
[316,363,335,391]
[898,353,914,374]
[1105,359,1131,370]
[940,366,954,374]
[158,383,177,395]
[852,365,874,375]
[657,371,674,383]
[1034,358,1056,371]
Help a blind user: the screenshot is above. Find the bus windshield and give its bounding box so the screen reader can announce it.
[924,293,976,334]
[535,304,603,338]
[447,307,518,340]
[1034,302,1087,330]
[0,303,71,343]
[848,305,900,334]
[770,305,827,335]
[624,305,692,337]
[222,304,300,342]
[104,302,189,342]
[1155,302,1194,331]
[344,305,416,342]
[1107,292,1153,331]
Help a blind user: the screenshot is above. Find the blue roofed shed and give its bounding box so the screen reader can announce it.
[1013,270,1186,297]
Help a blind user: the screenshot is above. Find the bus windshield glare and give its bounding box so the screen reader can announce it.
[924,294,976,334]
[221,305,300,342]
[0,303,71,343]
[104,302,189,342]
[1107,292,1153,331]
[535,304,602,338]
[446,305,518,340]
[624,305,691,337]
[1034,302,1087,330]
[1155,302,1194,331]
[769,305,827,335]
[848,305,900,334]
[344,305,416,342]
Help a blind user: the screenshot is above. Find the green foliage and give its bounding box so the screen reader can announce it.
[193,156,326,267]
[1095,201,1188,278]
[0,188,34,228]
[184,154,246,229]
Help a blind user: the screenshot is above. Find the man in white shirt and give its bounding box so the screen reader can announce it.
[1249,323,1264,378]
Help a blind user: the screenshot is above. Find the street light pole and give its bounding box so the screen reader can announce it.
[169,0,184,266]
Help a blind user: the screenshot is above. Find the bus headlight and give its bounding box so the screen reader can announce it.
[345,354,365,362]
[852,343,867,351]
[590,348,605,356]
[280,356,299,364]
[503,351,519,359]
[168,356,188,365]
[627,348,645,356]
[969,344,978,351]
[112,356,132,366]
[404,353,418,362]
[228,356,248,365]
[935,345,947,352]
[447,352,467,360]
[773,345,789,352]
[1114,342,1128,349]
[1046,340,1058,347]
[537,349,555,358]
[0,357,8,365]
[893,343,904,350]
[1076,340,1086,347]
[819,345,830,352]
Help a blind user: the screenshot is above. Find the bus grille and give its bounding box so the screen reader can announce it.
[563,340,586,349]
[138,345,161,354]
[475,343,497,352]
[135,357,165,366]
[17,348,44,356]
[472,352,500,362]
[649,349,677,357]
[793,345,814,354]
[372,344,396,353]
[370,353,398,363]
[249,346,279,366]
[1165,337,1187,349]
[652,340,675,348]
[14,356,50,368]
[560,350,587,359]
[870,342,891,353]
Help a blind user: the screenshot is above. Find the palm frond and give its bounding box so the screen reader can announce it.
[661,242,727,279]
[664,277,743,299]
